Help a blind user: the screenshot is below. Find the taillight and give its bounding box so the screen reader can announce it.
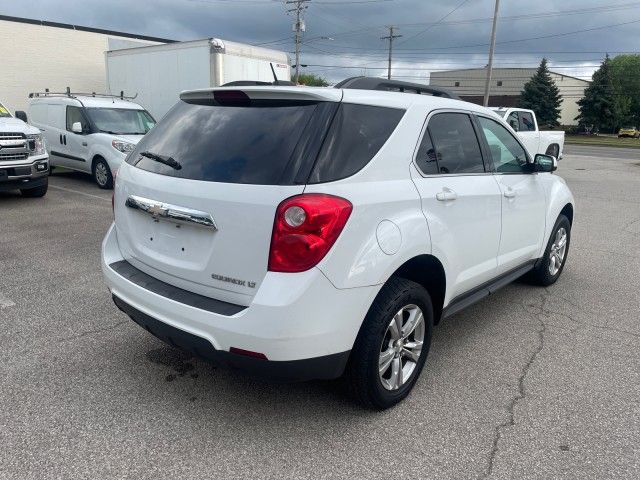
[268,194,352,273]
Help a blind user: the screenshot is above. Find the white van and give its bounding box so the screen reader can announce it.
[28,91,156,188]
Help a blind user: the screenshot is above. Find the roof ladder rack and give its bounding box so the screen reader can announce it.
[334,76,460,100]
[29,87,138,100]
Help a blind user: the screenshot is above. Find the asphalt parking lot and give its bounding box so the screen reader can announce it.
[1,147,639,479]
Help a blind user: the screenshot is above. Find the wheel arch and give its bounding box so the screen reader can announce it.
[388,254,446,324]
[560,202,574,225]
[545,143,560,157]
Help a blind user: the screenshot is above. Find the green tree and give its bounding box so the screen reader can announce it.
[297,73,329,87]
[576,55,617,133]
[518,58,563,128]
[609,54,640,127]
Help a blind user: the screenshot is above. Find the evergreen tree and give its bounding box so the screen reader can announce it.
[576,55,617,133]
[518,58,563,128]
[297,73,329,87]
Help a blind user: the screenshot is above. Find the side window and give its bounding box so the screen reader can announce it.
[66,106,88,132]
[506,111,519,131]
[415,130,439,175]
[477,116,531,173]
[519,111,536,132]
[427,113,485,174]
[308,104,405,183]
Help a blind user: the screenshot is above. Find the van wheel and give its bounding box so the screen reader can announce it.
[21,179,48,198]
[345,277,433,409]
[527,214,571,286]
[93,157,113,189]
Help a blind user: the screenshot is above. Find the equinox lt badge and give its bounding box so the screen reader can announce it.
[212,274,256,289]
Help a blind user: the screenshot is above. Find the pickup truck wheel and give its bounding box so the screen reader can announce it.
[345,277,433,409]
[20,179,48,198]
[527,214,571,286]
[93,158,113,189]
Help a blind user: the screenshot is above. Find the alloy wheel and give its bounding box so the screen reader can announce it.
[548,227,567,276]
[378,304,425,391]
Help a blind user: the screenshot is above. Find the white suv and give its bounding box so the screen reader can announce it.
[102,78,574,409]
[28,91,156,189]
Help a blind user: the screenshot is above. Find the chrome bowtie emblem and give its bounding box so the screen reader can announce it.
[147,204,169,218]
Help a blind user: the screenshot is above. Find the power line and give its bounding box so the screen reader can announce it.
[395,0,472,47]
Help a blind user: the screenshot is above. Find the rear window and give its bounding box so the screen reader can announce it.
[128,100,404,185]
[128,100,320,185]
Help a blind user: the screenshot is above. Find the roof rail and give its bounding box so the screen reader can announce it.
[28,87,138,101]
[334,76,459,100]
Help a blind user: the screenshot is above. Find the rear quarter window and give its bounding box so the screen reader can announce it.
[307,104,405,183]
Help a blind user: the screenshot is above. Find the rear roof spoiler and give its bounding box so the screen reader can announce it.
[334,76,459,100]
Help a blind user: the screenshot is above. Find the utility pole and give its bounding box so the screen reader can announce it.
[286,0,310,84]
[483,0,500,106]
[381,26,402,80]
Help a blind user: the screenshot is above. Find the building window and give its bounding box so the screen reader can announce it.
[496,80,503,87]
[454,81,460,87]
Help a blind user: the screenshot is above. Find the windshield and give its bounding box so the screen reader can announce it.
[0,102,11,118]
[85,108,156,135]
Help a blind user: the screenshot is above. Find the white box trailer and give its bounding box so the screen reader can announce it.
[105,38,291,119]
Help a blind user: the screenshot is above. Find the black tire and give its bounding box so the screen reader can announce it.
[93,157,113,189]
[20,179,48,198]
[526,214,571,286]
[345,277,434,409]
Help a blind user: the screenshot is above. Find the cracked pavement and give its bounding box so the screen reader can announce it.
[1,147,639,479]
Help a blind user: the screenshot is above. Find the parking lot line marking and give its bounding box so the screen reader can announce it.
[0,293,16,309]
[49,184,111,202]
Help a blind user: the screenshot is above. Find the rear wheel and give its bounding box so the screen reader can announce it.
[527,214,571,286]
[345,277,434,409]
[93,157,113,189]
[21,179,48,198]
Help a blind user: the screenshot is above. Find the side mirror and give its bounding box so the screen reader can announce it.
[15,111,28,123]
[535,154,557,172]
[71,121,83,134]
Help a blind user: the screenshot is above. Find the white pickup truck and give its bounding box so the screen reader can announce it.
[490,107,564,160]
[0,100,49,197]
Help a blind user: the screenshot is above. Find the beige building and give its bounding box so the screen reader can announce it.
[429,68,591,126]
[0,15,171,113]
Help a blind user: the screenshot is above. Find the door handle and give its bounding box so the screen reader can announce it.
[63,135,67,145]
[503,188,516,199]
[59,134,63,144]
[436,188,458,201]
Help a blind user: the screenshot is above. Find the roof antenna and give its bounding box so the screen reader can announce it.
[120,90,124,100]
[66,87,71,97]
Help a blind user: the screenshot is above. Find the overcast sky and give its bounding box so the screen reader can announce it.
[2,0,639,83]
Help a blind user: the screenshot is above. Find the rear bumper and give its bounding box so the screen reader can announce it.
[102,223,379,378]
[113,294,350,381]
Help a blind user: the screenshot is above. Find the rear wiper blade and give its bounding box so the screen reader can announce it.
[139,151,182,170]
